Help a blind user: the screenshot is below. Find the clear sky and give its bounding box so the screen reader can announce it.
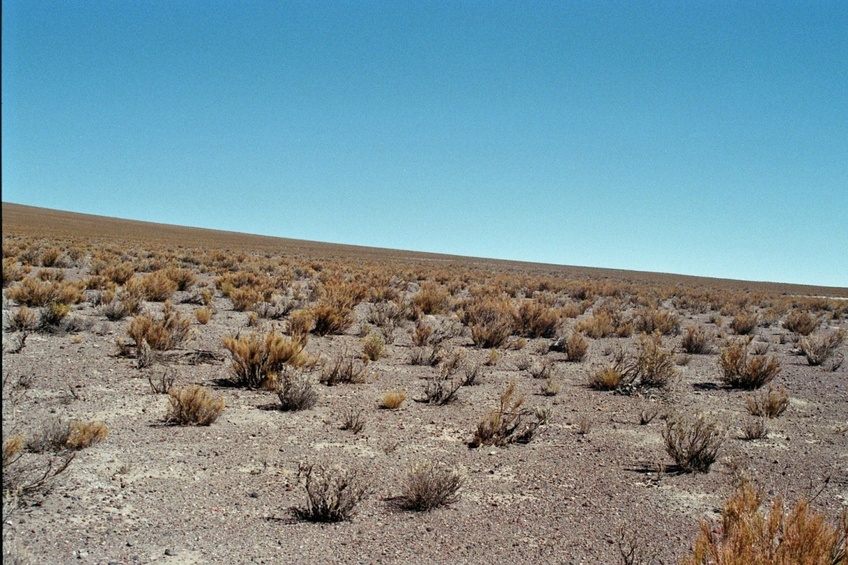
[3,1,846,287]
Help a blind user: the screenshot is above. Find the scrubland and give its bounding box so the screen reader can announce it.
[3,203,847,564]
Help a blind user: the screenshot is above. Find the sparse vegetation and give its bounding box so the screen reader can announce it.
[127,304,192,352]
[745,385,789,418]
[470,381,544,447]
[275,368,318,411]
[799,329,845,366]
[223,330,309,388]
[320,353,369,386]
[681,325,713,354]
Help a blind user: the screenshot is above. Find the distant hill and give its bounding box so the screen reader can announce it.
[3,202,846,297]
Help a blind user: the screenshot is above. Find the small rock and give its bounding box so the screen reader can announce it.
[126,539,135,547]
[164,548,176,556]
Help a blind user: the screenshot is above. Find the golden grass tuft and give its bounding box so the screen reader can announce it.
[719,339,781,389]
[66,421,109,450]
[223,330,309,389]
[683,481,848,564]
[166,385,225,426]
[379,390,407,409]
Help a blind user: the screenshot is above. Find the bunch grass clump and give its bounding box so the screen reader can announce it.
[683,481,848,564]
[275,368,318,411]
[166,385,225,425]
[470,381,543,447]
[223,330,309,389]
[379,390,406,409]
[799,329,845,367]
[681,325,714,354]
[745,385,789,418]
[127,304,192,352]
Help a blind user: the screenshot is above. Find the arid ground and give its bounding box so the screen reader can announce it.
[3,203,847,564]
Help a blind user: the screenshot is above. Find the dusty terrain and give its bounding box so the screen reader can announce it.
[3,203,847,564]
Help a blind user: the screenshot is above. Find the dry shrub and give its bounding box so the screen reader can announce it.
[541,377,562,396]
[361,334,385,361]
[287,309,314,341]
[223,331,309,389]
[564,331,588,361]
[102,262,135,285]
[275,369,318,411]
[136,270,178,302]
[293,462,370,523]
[37,302,71,331]
[320,353,369,386]
[399,461,463,511]
[230,287,263,311]
[419,368,463,405]
[634,308,680,336]
[7,306,38,332]
[2,258,29,287]
[681,325,714,354]
[461,297,515,348]
[719,340,781,389]
[379,390,406,409]
[470,381,542,447]
[127,306,192,352]
[745,385,789,418]
[587,350,628,390]
[730,311,759,335]
[783,309,819,336]
[166,385,225,425]
[27,419,107,452]
[339,407,365,434]
[164,267,196,291]
[513,300,559,338]
[663,413,724,473]
[310,302,353,336]
[576,305,632,338]
[799,329,845,366]
[412,320,434,346]
[38,247,64,267]
[740,417,768,440]
[683,481,848,564]
[630,332,677,389]
[66,421,109,449]
[6,278,57,307]
[413,282,451,315]
[194,306,213,324]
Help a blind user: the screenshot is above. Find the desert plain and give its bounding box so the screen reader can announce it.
[2,202,847,564]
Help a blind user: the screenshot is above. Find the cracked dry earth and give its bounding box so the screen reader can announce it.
[3,280,847,564]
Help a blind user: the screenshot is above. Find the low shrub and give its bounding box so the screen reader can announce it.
[681,325,713,354]
[292,462,370,523]
[379,390,406,409]
[782,309,819,336]
[586,350,628,391]
[275,369,318,411]
[740,417,768,440]
[469,381,543,447]
[136,270,178,302]
[223,330,309,389]
[127,305,192,352]
[745,385,789,418]
[310,302,354,336]
[339,407,365,434]
[166,385,225,425]
[399,461,463,511]
[361,334,385,361]
[513,300,559,338]
[683,482,848,564]
[194,306,213,324]
[629,332,677,389]
[561,332,588,362]
[461,297,515,348]
[320,354,369,386]
[634,308,680,336]
[718,340,781,389]
[7,306,38,332]
[799,329,845,366]
[663,413,724,473]
[730,311,759,335]
[412,282,451,315]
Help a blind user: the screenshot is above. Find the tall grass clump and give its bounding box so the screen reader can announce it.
[683,481,848,564]
[166,385,225,426]
[223,330,309,389]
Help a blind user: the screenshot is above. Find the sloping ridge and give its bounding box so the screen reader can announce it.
[3,202,846,297]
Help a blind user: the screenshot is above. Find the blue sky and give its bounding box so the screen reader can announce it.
[3,1,846,287]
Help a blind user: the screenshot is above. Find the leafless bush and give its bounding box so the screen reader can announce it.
[399,460,463,511]
[663,413,724,473]
[528,359,555,380]
[541,376,562,396]
[629,332,677,389]
[638,403,660,425]
[148,369,176,394]
[339,407,365,434]
[782,309,819,336]
[320,353,369,386]
[730,311,759,335]
[275,368,318,411]
[6,307,38,332]
[740,418,768,440]
[292,462,370,522]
